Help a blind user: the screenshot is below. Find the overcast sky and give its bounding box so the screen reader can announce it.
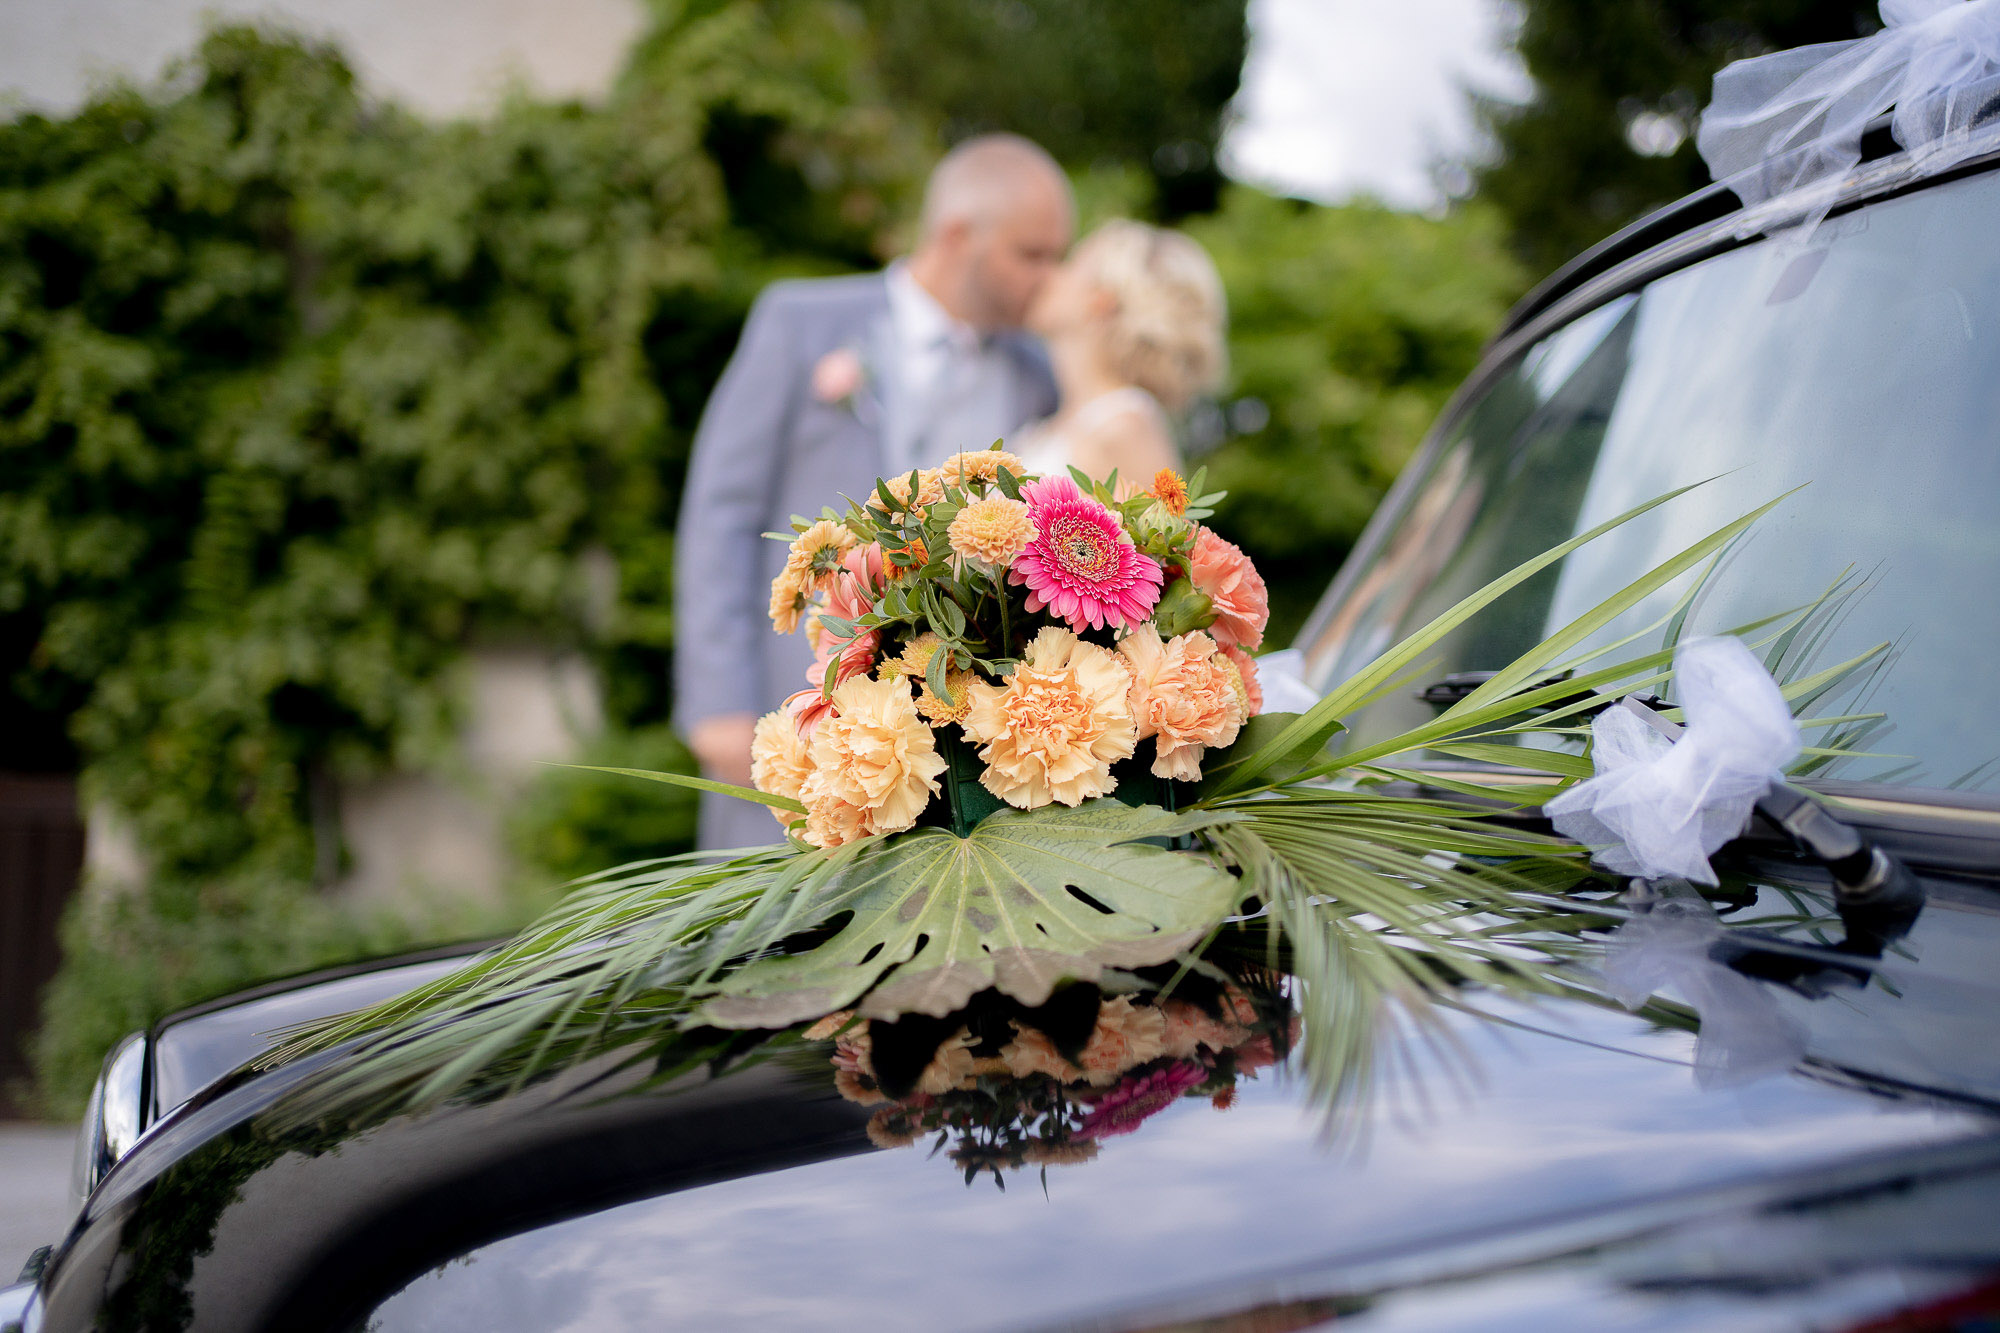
[0,0,1526,211]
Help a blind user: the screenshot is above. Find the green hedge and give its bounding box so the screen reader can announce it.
[3,10,920,1113]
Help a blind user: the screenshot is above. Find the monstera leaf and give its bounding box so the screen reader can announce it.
[696,801,1240,1028]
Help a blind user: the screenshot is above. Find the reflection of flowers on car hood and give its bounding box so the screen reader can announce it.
[818,977,1295,1185]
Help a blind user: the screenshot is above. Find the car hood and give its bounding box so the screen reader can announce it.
[32,861,2000,1333]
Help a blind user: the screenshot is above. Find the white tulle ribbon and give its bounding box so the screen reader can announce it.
[1248,648,1325,716]
[1545,636,1801,886]
[1697,0,2000,236]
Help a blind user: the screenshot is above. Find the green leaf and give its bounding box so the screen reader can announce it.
[925,639,954,706]
[1424,742,1595,777]
[1449,488,1797,714]
[558,764,805,814]
[1195,711,1337,798]
[697,801,1240,1028]
[1203,481,1716,800]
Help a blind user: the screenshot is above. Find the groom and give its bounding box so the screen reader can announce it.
[675,134,1073,849]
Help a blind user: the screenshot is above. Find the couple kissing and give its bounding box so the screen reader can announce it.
[675,133,1228,850]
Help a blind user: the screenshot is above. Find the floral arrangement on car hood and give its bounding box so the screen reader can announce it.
[751,450,1264,847]
[263,456,1880,1127]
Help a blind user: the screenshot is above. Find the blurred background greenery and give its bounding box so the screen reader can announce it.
[0,0,1875,1112]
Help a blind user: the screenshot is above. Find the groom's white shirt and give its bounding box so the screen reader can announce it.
[882,262,1016,477]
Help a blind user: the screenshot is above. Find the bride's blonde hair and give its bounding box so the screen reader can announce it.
[1074,219,1227,412]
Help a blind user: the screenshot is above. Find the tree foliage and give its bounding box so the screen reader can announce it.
[0,14,917,886]
[855,0,1247,217]
[1186,190,1527,640]
[1477,0,1878,275]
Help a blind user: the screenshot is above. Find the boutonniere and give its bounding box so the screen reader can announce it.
[812,345,875,424]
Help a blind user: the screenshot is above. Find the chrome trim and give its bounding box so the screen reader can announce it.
[0,1278,36,1331]
[69,1030,146,1214]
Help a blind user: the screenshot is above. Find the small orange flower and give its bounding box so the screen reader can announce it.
[1149,468,1189,517]
[886,536,928,579]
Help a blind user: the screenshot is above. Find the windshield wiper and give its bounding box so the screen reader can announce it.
[1417,669,1653,718]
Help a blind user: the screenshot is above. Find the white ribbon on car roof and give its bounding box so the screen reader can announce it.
[1697,0,2000,235]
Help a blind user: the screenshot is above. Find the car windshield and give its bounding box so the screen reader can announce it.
[1296,165,2000,793]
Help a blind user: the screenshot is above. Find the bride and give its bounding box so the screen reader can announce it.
[1013,219,1228,485]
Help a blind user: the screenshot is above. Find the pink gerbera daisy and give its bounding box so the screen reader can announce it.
[1010,477,1164,632]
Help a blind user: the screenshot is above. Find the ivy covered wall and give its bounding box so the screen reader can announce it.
[1,7,922,1110]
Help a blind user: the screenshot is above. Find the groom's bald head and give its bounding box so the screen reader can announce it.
[908,134,1073,331]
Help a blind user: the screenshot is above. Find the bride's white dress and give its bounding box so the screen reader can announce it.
[1010,385,1168,479]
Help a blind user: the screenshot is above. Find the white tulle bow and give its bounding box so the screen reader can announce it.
[1247,648,1325,716]
[1697,0,2000,233]
[1545,636,1801,886]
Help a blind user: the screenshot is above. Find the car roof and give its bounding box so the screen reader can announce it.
[1496,115,2000,346]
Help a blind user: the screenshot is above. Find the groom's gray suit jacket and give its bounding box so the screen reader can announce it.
[673,270,1057,770]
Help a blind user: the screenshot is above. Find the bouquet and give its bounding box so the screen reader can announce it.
[751,449,1265,846]
[264,461,1877,1130]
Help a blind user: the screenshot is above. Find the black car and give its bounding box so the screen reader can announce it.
[12,114,2000,1333]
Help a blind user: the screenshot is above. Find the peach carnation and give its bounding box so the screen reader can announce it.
[1187,527,1270,650]
[1118,625,1246,782]
[1219,644,1263,717]
[1076,995,1169,1085]
[947,495,1036,571]
[1160,998,1252,1061]
[962,627,1137,809]
[1001,1024,1083,1083]
[917,1029,981,1095]
[940,449,1026,489]
[750,707,815,831]
[797,675,946,848]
